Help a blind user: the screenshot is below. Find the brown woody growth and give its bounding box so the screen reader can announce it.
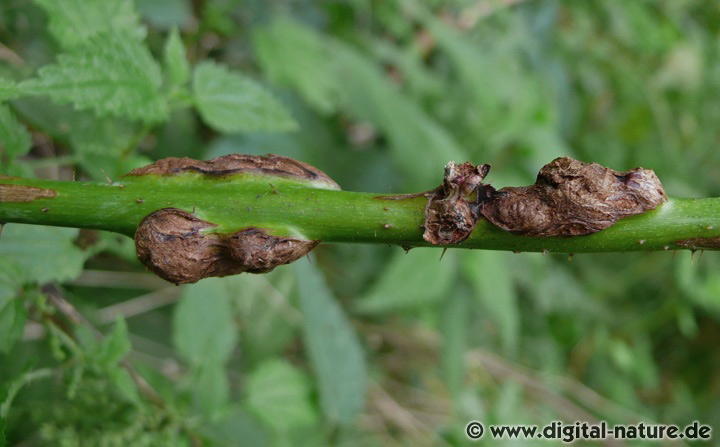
[126,153,340,190]
[480,157,667,237]
[423,157,668,244]
[130,154,333,284]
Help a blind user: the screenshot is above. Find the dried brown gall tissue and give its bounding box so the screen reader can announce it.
[423,162,490,245]
[125,153,341,190]
[135,208,318,284]
[423,157,668,244]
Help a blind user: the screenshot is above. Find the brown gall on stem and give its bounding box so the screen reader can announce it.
[423,161,491,245]
[228,228,319,274]
[125,153,340,190]
[135,208,318,284]
[0,184,56,202]
[480,157,667,237]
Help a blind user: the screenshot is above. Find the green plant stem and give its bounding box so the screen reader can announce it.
[1,174,719,253]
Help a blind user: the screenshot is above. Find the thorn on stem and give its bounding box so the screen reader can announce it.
[439,247,448,261]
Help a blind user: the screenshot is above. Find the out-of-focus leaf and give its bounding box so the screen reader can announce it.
[440,289,467,399]
[246,359,318,431]
[19,33,167,123]
[462,251,519,353]
[107,368,140,405]
[32,0,145,48]
[192,61,298,134]
[0,293,26,355]
[254,19,339,114]
[173,278,237,367]
[0,106,31,162]
[193,363,230,416]
[200,404,269,447]
[164,28,190,89]
[0,224,86,283]
[231,270,299,363]
[97,318,131,368]
[0,79,17,102]
[356,248,456,313]
[294,260,366,424]
[11,98,137,180]
[254,19,466,189]
[135,0,191,29]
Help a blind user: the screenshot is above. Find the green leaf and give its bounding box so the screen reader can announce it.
[0,224,86,283]
[253,19,466,190]
[0,78,18,102]
[440,291,467,399]
[18,33,167,123]
[294,260,366,424]
[32,0,145,48]
[97,318,131,368]
[461,251,519,353]
[0,298,26,355]
[356,248,456,314]
[193,363,230,416]
[200,404,269,447]
[253,19,339,114]
[0,105,32,162]
[0,259,26,354]
[192,61,298,134]
[107,368,141,405]
[164,28,191,89]
[246,359,318,431]
[135,0,192,30]
[173,278,238,367]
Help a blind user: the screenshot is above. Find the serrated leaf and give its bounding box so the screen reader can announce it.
[192,61,298,134]
[97,318,131,368]
[356,248,456,314]
[107,368,140,405]
[294,260,366,424]
[0,105,32,161]
[18,33,167,123]
[32,0,145,48]
[164,28,190,88]
[0,224,86,283]
[173,278,237,367]
[246,359,318,431]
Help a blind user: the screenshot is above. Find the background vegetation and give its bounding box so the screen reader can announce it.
[1,0,720,445]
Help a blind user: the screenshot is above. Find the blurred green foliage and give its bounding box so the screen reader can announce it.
[1,0,720,445]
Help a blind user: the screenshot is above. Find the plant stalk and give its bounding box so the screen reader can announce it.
[1,174,719,253]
